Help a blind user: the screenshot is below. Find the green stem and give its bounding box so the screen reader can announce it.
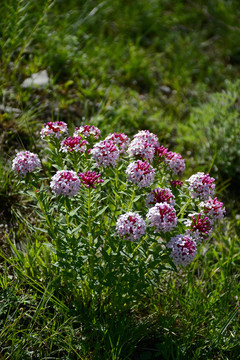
[177,198,191,218]
[64,198,70,227]
[34,189,54,235]
[127,188,136,211]
[87,188,94,277]
[127,235,146,263]
[88,187,92,246]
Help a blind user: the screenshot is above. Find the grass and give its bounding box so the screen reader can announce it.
[1,0,240,358]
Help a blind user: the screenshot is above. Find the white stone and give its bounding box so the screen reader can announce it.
[21,70,49,88]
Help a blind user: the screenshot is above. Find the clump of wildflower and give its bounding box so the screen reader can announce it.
[199,197,225,222]
[50,170,80,197]
[185,213,212,243]
[126,160,155,188]
[133,130,160,149]
[167,234,197,267]
[12,151,41,177]
[186,172,215,200]
[91,140,119,167]
[146,202,177,233]
[78,171,104,188]
[105,133,130,154]
[116,212,146,241]
[60,137,88,153]
[73,125,100,140]
[146,188,175,208]
[127,139,156,162]
[40,121,68,139]
[165,151,185,176]
[170,179,183,188]
[155,145,169,161]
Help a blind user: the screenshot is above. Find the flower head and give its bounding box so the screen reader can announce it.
[133,130,160,149]
[164,151,185,176]
[170,179,183,188]
[167,234,197,267]
[12,151,41,177]
[78,171,104,188]
[116,212,146,241]
[199,197,225,222]
[186,172,215,200]
[60,137,88,153]
[126,160,155,188]
[50,170,80,197]
[105,133,130,154]
[127,139,156,162]
[146,202,177,233]
[91,140,119,167]
[146,188,175,208]
[185,213,212,243]
[40,121,68,139]
[73,125,100,140]
[155,145,169,161]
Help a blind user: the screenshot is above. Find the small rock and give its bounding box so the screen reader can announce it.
[21,70,49,88]
[160,85,171,95]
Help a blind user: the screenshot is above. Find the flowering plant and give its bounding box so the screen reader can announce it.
[12,123,225,309]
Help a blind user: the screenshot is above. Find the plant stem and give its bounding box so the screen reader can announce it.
[88,187,94,277]
[127,188,136,211]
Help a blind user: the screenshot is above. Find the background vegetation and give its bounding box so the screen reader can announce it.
[0,0,240,359]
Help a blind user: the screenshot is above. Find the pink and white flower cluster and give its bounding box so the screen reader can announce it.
[186,172,215,200]
[146,202,177,233]
[127,140,156,162]
[126,160,155,188]
[60,137,88,153]
[50,170,80,197]
[13,125,226,270]
[105,133,130,154]
[73,125,100,140]
[199,197,225,222]
[133,130,160,148]
[91,140,119,167]
[164,151,185,176]
[116,212,146,241]
[146,188,175,208]
[185,213,212,243]
[40,121,68,139]
[127,130,159,162]
[167,234,197,267]
[79,171,104,188]
[12,151,41,177]
[155,146,185,177]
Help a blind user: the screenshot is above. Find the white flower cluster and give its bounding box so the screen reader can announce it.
[116,212,146,241]
[126,160,155,188]
[105,133,130,154]
[133,130,160,148]
[165,152,185,176]
[167,234,197,267]
[186,172,215,200]
[146,202,177,233]
[73,125,100,139]
[12,151,41,177]
[91,140,119,167]
[145,188,175,208]
[40,121,68,139]
[127,139,156,162]
[50,170,80,197]
[199,197,225,222]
